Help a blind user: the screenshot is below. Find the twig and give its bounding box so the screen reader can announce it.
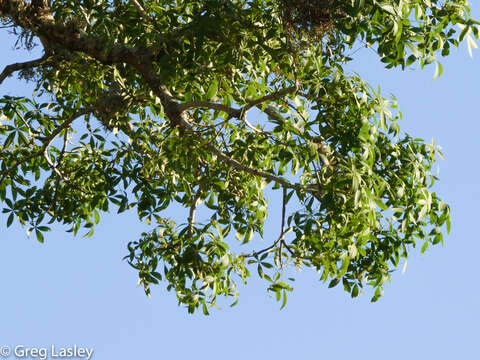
[241,227,292,259]
[238,108,263,134]
[177,101,241,117]
[245,84,299,110]
[0,108,91,184]
[242,187,289,260]
[57,123,70,167]
[43,146,64,179]
[177,100,262,133]
[206,144,299,190]
[241,242,276,259]
[14,107,40,138]
[260,104,304,134]
[278,187,287,267]
[177,85,299,135]
[281,240,295,256]
[188,187,202,237]
[42,122,72,180]
[45,176,61,217]
[129,0,154,23]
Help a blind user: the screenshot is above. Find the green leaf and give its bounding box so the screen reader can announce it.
[328,278,340,288]
[421,241,429,254]
[35,229,44,243]
[406,43,421,58]
[202,303,209,315]
[375,198,388,211]
[351,285,359,298]
[205,80,218,100]
[280,290,287,309]
[6,213,14,227]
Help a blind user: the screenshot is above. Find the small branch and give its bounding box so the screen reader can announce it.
[129,0,154,23]
[188,187,202,237]
[241,242,276,259]
[0,108,91,184]
[14,107,40,138]
[43,146,63,179]
[206,143,299,190]
[280,187,286,236]
[241,227,292,259]
[278,187,287,267]
[0,55,47,85]
[45,176,61,217]
[282,98,307,123]
[42,122,72,180]
[281,240,295,256]
[58,123,70,166]
[238,108,263,134]
[245,84,299,110]
[177,85,299,135]
[242,118,262,133]
[177,100,241,118]
[242,188,290,261]
[261,105,304,134]
[178,101,263,134]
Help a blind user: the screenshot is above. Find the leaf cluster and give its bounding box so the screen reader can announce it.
[0,0,471,313]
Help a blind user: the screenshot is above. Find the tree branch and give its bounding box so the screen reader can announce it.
[0,108,92,184]
[129,0,154,23]
[0,55,47,85]
[188,187,202,237]
[278,187,287,267]
[0,0,160,66]
[177,101,241,118]
[242,187,293,261]
[245,84,299,110]
[206,144,300,190]
[0,1,313,194]
[13,107,40,138]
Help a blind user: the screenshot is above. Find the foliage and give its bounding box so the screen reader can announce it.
[0,0,474,313]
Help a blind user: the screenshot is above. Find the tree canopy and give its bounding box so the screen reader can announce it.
[0,0,476,314]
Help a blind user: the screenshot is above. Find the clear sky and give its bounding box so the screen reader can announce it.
[1,5,479,360]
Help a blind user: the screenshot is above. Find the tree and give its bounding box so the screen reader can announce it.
[0,0,474,314]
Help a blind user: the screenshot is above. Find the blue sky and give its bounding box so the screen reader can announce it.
[1,5,479,360]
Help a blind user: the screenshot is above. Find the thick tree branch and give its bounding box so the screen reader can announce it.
[0,0,160,66]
